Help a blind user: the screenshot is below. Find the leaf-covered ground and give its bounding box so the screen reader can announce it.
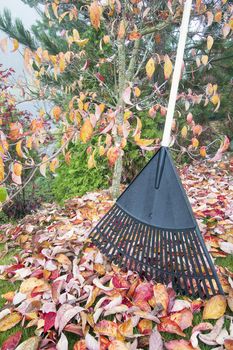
[0,157,232,350]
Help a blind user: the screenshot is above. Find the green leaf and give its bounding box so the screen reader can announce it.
[0,187,7,203]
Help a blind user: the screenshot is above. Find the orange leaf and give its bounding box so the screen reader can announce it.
[118,20,125,39]
[203,295,226,319]
[94,320,118,337]
[153,284,169,316]
[107,147,119,166]
[192,124,202,136]
[89,1,102,30]
[137,319,152,335]
[80,119,93,143]
[128,31,141,40]
[215,10,222,23]
[13,162,22,177]
[146,57,155,79]
[73,340,86,350]
[164,55,173,79]
[200,146,207,157]
[52,106,62,121]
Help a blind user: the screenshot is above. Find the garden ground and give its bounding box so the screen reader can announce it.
[0,155,232,350]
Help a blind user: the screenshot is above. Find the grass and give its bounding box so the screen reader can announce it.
[216,255,233,272]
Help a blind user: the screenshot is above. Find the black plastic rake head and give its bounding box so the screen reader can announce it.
[90,147,224,298]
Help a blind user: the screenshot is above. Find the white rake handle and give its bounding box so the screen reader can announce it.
[161,0,192,147]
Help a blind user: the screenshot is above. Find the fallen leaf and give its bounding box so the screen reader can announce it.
[14,336,40,350]
[0,312,22,332]
[2,331,22,350]
[203,295,226,319]
[165,339,196,349]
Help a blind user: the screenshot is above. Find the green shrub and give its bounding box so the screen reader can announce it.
[52,140,111,204]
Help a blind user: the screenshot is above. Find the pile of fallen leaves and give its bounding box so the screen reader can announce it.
[0,156,232,350]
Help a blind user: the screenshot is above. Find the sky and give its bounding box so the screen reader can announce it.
[0,0,43,115]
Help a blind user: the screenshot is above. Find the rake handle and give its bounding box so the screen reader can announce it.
[161,0,192,147]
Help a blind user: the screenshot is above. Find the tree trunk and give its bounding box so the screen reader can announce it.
[111,37,141,199]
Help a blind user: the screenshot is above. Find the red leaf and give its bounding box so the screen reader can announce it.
[134,282,154,302]
[43,312,56,333]
[112,274,130,289]
[1,331,22,350]
[158,318,186,337]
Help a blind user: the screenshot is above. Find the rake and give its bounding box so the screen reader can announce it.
[90,0,224,298]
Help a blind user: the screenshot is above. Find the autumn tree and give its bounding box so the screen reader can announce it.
[0,0,232,202]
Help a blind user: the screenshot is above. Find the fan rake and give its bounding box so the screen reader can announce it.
[90,0,224,298]
[90,148,224,298]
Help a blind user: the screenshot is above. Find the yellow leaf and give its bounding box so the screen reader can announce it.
[20,277,48,294]
[59,57,66,73]
[99,145,105,156]
[164,55,173,79]
[210,94,220,105]
[134,86,141,97]
[74,38,89,47]
[16,140,24,158]
[88,150,96,169]
[118,319,133,337]
[201,55,209,65]
[146,57,155,79]
[181,126,188,138]
[207,35,214,50]
[89,1,102,30]
[0,159,4,182]
[73,29,80,41]
[50,158,59,173]
[0,312,22,332]
[191,137,199,148]
[134,135,154,147]
[52,2,58,18]
[12,38,19,52]
[203,295,226,319]
[80,119,93,143]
